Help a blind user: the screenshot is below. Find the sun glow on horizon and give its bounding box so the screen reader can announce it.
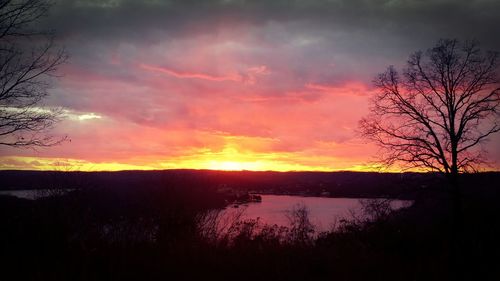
[0,155,408,172]
[4,134,493,173]
[207,160,260,171]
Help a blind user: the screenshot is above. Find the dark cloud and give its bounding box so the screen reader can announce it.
[42,0,500,89]
[45,0,500,47]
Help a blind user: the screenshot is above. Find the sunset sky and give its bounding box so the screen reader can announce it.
[1,0,499,171]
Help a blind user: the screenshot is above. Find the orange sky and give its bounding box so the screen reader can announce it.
[0,75,384,171]
[1,1,499,172]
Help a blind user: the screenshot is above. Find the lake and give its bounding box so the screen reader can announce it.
[0,190,412,232]
[220,194,412,232]
[0,189,72,200]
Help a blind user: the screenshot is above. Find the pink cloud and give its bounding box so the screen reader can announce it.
[139,63,243,82]
[4,24,497,172]
[305,82,376,96]
[139,63,270,86]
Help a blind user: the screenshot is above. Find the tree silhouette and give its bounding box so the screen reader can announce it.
[0,0,66,147]
[359,39,499,213]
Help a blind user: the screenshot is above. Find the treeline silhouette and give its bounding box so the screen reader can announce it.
[0,170,454,198]
[0,171,499,280]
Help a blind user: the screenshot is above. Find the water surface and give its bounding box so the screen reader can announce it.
[221,194,412,232]
[0,189,71,200]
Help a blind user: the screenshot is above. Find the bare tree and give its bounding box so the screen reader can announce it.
[0,0,66,147]
[359,39,500,215]
[286,203,315,244]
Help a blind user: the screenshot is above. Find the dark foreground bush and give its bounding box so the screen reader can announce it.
[0,183,499,281]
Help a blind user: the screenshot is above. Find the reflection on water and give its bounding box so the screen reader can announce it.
[221,195,412,232]
[1,191,413,233]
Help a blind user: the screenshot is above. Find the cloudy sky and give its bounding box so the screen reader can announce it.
[1,0,499,171]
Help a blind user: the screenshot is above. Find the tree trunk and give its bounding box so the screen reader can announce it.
[449,137,462,231]
[449,171,462,230]
[449,170,463,280]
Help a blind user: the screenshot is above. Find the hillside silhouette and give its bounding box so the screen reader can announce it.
[1,170,499,280]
